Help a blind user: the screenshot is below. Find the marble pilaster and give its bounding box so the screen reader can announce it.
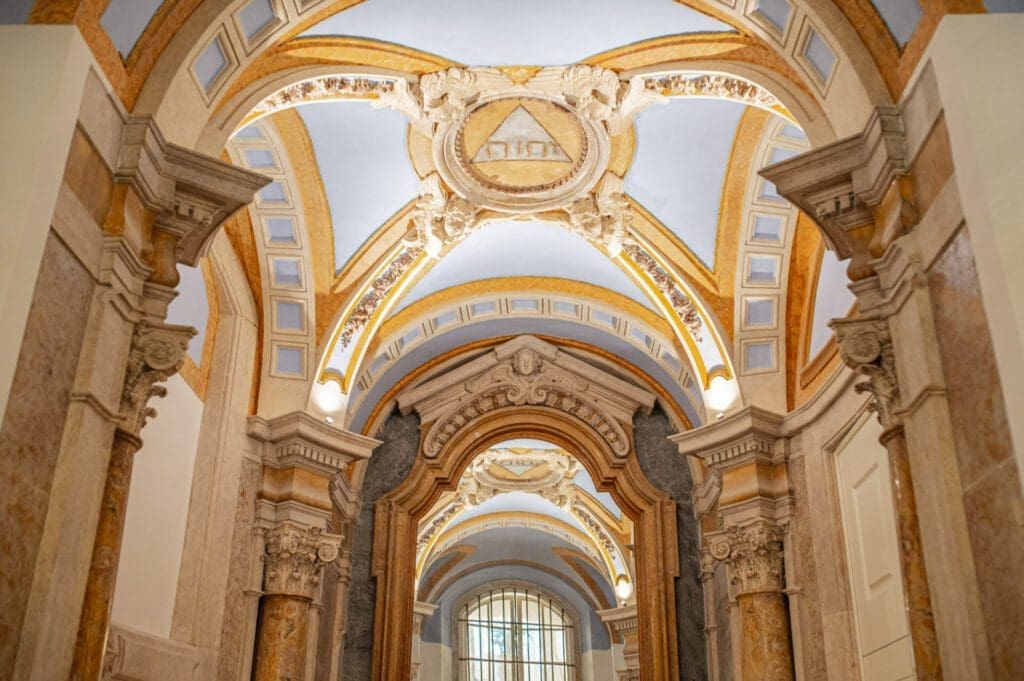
[598,605,640,681]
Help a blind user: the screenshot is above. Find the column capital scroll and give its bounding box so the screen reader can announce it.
[119,319,196,437]
[706,519,787,597]
[830,315,900,429]
[262,523,342,600]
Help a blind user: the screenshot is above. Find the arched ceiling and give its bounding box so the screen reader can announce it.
[299,0,734,65]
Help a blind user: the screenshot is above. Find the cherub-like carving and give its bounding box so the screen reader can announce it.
[406,174,481,258]
[565,173,631,256]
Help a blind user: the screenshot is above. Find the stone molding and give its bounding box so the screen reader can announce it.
[759,106,909,264]
[397,336,655,459]
[248,411,379,478]
[671,406,785,472]
[705,519,787,597]
[115,116,270,273]
[598,605,640,681]
[119,320,196,437]
[261,523,341,600]
[829,315,900,429]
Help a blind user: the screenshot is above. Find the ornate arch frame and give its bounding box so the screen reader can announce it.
[370,406,682,681]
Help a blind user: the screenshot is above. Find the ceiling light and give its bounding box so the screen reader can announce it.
[614,574,633,602]
[704,375,738,414]
[311,380,344,414]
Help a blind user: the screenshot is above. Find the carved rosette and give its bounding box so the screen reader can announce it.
[830,316,900,428]
[707,520,786,597]
[119,320,195,437]
[423,348,630,458]
[262,525,341,600]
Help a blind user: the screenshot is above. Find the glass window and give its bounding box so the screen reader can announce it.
[459,587,575,681]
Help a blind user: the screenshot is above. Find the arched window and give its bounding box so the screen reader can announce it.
[458,585,576,681]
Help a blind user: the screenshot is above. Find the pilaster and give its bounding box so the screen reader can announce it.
[598,605,640,681]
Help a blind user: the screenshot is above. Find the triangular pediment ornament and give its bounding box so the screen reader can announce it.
[397,336,655,460]
[471,106,571,163]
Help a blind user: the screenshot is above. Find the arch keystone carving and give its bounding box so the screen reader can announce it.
[397,336,655,460]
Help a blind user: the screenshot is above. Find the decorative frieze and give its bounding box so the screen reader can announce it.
[250,76,395,119]
[262,524,341,599]
[707,519,787,596]
[830,315,900,428]
[623,242,703,341]
[119,320,195,436]
[645,73,781,114]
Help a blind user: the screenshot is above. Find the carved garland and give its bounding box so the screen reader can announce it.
[250,76,396,119]
[338,245,423,350]
[645,73,781,112]
[623,243,703,341]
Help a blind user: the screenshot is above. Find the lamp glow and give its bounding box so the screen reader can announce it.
[312,380,345,414]
[704,375,738,414]
[614,574,633,601]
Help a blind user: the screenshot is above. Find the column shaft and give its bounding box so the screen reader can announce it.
[70,430,140,681]
[253,594,312,681]
[738,591,792,681]
[881,424,942,680]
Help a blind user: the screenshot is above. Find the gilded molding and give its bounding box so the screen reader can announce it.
[338,245,423,350]
[249,75,395,120]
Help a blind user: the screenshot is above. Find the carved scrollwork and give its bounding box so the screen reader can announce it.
[830,316,900,428]
[119,320,195,436]
[561,65,621,125]
[262,524,341,599]
[375,68,483,136]
[424,348,630,458]
[708,519,787,596]
[405,173,482,259]
[565,173,631,257]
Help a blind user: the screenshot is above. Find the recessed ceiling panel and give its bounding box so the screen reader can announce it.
[396,221,656,311]
[301,0,733,65]
[626,98,747,267]
[101,0,164,58]
[297,102,420,271]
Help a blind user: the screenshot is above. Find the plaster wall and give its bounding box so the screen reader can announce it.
[111,374,204,638]
[918,15,1024,485]
[0,26,98,426]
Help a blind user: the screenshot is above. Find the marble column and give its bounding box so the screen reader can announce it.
[253,525,340,681]
[70,320,194,681]
[832,317,942,680]
[708,521,792,681]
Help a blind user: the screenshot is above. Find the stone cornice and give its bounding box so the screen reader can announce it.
[671,406,785,472]
[759,106,908,261]
[248,411,380,477]
[115,116,270,266]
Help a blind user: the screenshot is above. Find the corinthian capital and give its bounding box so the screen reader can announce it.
[262,524,341,599]
[830,315,900,428]
[707,519,786,596]
[120,320,195,436]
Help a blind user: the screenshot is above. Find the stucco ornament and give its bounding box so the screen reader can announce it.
[262,524,341,599]
[405,172,482,259]
[565,173,631,256]
[120,320,195,436]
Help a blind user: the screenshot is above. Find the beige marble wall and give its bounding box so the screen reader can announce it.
[0,232,95,680]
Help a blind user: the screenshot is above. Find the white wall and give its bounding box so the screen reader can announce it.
[921,15,1024,484]
[111,374,204,637]
[834,413,913,680]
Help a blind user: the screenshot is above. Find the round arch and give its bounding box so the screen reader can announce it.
[369,406,684,681]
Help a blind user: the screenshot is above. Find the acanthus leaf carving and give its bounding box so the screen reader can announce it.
[561,65,621,126]
[262,524,341,599]
[830,316,900,428]
[708,519,787,596]
[375,68,483,137]
[119,320,195,437]
[606,75,667,136]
